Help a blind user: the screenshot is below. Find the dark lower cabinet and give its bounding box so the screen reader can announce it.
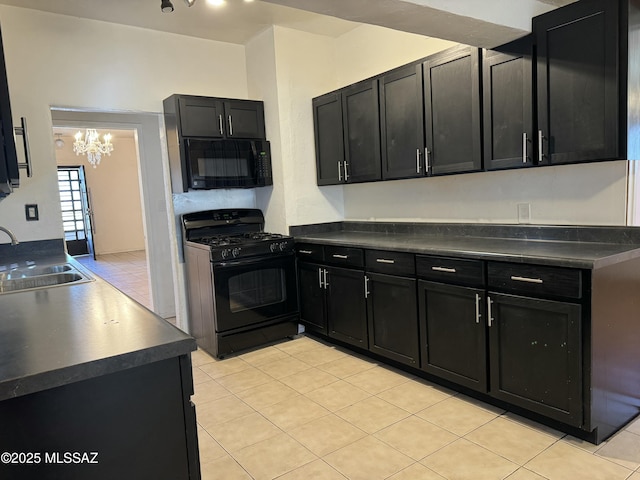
[0,356,199,480]
[419,281,487,392]
[326,266,368,348]
[488,292,583,427]
[366,272,419,366]
[298,261,327,334]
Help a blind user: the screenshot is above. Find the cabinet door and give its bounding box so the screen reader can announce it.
[488,292,583,426]
[419,281,487,392]
[342,80,382,183]
[0,25,18,197]
[423,46,482,175]
[312,92,344,186]
[224,100,266,139]
[367,273,419,367]
[298,262,327,335]
[380,64,425,180]
[483,38,534,170]
[178,96,225,138]
[326,266,368,348]
[534,0,620,165]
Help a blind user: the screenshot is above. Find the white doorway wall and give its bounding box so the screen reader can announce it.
[50,108,177,320]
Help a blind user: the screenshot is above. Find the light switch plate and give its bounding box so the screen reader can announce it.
[25,204,39,221]
[517,203,531,224]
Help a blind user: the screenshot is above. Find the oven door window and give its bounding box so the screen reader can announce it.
[213,255,298,332]
[228,267,285,313]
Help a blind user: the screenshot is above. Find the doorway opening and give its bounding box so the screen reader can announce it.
[57,166,94,257]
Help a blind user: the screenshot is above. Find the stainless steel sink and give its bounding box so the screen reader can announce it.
[0,264,92,294]
[0,264,72,281]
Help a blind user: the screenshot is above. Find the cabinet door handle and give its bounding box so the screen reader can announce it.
[416,148,421,174]
[218,114,224,135]
[332,254,348,259]
[299,250,313,255]
[14,117,32,178]
[425,147,431,174]
[538,130,544,163]
[475,293,481,324]
[431,266,456,273]
[323,269,329,288]
[364,275,370,298]
[511,275,543,284]
[228,115,233,136]
[338,161,343,182]
[522,132,529,164]
[318,267,324,289]
[344,161,350,182]
[376,258,395,264]
[487,296,494,327]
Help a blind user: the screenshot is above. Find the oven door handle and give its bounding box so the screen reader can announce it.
[213,253,294,269]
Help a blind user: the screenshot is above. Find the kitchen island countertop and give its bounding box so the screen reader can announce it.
[0,254,195,402]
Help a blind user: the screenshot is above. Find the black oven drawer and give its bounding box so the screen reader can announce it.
[488,261,582,300]
[365,250,415,276]
[296,243,324,262]
[324,246,364,268]
[417,255,485,287]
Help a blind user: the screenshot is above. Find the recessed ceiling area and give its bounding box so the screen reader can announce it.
[0,0,578,47]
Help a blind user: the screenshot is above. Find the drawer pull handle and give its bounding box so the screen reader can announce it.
[299,250,313,255]
[376,259,395,264]
[511,275,543,284]
[332,254,349,259]
[432,266,456,273]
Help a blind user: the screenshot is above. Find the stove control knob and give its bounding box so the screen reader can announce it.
[232,248,241,258]
[221,249,230,259]
[279,241,287,251]
[270,243,277,252]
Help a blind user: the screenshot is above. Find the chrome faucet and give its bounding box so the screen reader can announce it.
[0,226,19,245]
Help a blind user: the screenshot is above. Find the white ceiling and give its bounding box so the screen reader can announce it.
[0,0,577,47]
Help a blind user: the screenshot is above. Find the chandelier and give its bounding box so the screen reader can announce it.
[73,129,114,168]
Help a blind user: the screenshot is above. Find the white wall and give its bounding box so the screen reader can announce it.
[56,135,146,255]
[0,5,249,244]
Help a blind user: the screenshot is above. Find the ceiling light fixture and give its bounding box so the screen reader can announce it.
[73,129,114,168]
[161,0,175,12]
[54,133,65,149]
[184,0,197,6]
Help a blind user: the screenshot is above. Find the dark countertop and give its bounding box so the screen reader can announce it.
[293,228,640,269]
[0,252,195,402]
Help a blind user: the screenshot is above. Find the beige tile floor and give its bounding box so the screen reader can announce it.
[191,336,640,480]
[76,250,151,309]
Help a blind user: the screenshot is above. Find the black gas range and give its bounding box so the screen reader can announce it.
[181,209,299,358]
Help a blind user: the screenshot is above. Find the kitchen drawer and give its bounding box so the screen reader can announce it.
[365,250,415,276]
[296,243,324,262]
[325,246,364,268]
[416,255,485,287]
[488,262,582,300]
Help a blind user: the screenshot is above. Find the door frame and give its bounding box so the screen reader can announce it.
[50,109,177,320]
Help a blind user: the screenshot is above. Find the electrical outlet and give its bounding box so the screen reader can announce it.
[517,203,531,224]
[25,204,39,221]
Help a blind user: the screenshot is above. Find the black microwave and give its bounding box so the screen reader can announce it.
[185,139,272,189]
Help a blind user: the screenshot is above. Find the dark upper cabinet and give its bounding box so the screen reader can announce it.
[483,37,535,171]
[379,64,425,180]
[166,94,266,140]
[534,0,622,165]
[342,79,382,183]
[312,92,344,186]
[0,24,18,199]
[423,45,482,175]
